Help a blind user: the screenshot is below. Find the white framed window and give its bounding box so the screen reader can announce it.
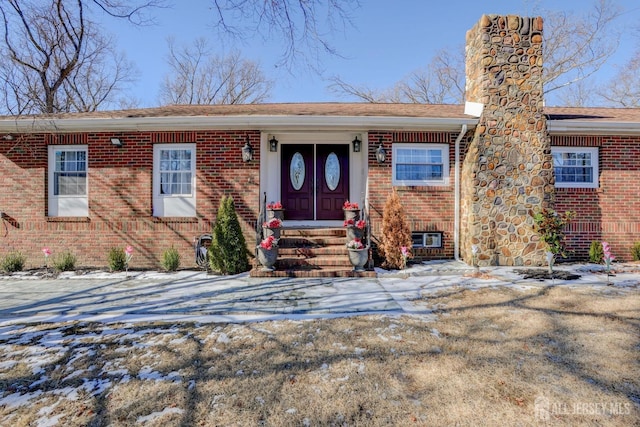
[392,143,449,186]
[551,147,599,188]
[48,145,88,217]
[153,143,196,217]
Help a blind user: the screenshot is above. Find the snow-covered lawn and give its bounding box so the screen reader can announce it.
[1,284,638,426]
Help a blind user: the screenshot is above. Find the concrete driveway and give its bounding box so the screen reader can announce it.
[0,261,637,324]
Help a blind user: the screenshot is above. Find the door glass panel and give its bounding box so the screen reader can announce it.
[290,152,305,190]
[325,152,340,191]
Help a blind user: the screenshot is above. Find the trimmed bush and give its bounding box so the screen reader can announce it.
[631,242,640,261]
[53,251,77,272]
[1,251,26,273]
[162,246,181,272]
[108,247,127,271]
[378,190,412,270]
[209,196,250,274]
[589,241,604,264]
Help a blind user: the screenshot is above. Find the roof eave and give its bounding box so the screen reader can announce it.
[0,115,477,133]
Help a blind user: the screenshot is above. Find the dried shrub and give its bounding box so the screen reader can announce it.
[378,190,412,270]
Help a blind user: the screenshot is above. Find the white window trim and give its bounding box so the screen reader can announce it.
[153,143,197,217]
[551,146,599,189]
[392,143,450,186]
[48,145,88,217]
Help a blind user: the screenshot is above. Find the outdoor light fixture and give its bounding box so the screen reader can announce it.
[242,137,254,162]
[352,135,361,153]
[375,138,387,163]
[110,137,123,147]
[269,136,279,152]
[2,134,14,141]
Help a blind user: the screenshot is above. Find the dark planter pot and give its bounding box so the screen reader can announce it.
[263,226,281,240]
[267,208,285,221]
[257,246,278,271]
[348,246,369,271]
[346,226,365,241]
[343,209,360,222]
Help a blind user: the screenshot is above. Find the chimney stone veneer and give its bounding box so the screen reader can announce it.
[461,15,554,266]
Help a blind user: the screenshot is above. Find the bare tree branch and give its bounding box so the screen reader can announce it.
[0,0,162,115]
[330,0,622,106]
[596,51,640,107]
[159,38,273,105]
[211,0,359,70]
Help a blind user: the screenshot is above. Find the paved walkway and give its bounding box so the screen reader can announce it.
[0,261,638,324]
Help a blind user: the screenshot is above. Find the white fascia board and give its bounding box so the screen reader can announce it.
[548,120,640,136]
[0,115,478,133]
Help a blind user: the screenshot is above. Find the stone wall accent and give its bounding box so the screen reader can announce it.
[460,15,555,266]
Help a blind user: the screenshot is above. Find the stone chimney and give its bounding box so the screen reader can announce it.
[460,15,554,266]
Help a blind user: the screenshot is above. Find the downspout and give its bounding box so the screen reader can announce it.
[454,124,467,262]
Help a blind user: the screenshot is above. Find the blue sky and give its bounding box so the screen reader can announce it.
[105,0,640,107]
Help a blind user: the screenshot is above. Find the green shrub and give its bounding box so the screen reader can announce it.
[532,208,575,257]
[209,196,250,274]
[108,247,127,271]
[53,251,77,272]
[589,241,604,264]
[631,242,640,261]
[1,251,26,273]
[162,246,181,272]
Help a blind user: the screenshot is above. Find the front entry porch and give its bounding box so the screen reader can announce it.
[250,225,376,278]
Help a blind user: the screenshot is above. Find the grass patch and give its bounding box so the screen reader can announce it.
[0,286,638,426]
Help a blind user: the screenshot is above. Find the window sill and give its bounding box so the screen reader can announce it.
[46,217,90,222]
[152,217,199,223]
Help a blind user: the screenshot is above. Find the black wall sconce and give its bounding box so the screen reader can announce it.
[110,137,123,147]
[352,135,361,153]
[269,136,279,152]
[376,137,387,163]
[242,137,254,162]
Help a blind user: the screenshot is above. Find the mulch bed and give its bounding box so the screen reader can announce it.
[515,268,581,281]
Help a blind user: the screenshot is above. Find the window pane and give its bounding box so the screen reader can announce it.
[553,151,594,183]
[395,146,445,183]
[53,150,87,196]
[158,149,193,195]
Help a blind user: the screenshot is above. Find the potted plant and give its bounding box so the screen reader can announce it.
[266,201,284,220]
[257,235,278,271]
[343,200,360,221]
[344,218,366,241]
[346,238,369,271]
[263,217,283,240]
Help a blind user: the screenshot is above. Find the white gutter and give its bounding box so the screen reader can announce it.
[0,115,478,133]
[454,124,468,262]
[547,121,640,135]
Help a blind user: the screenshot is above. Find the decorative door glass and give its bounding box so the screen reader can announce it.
[290,152,305,190]
[324,152,340,191]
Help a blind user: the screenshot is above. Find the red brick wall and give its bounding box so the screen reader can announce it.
[2,128,638,270]
[367,131,457,261]
[0,131,260,269]
[367,131,640,264]
[553,135,640,261]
